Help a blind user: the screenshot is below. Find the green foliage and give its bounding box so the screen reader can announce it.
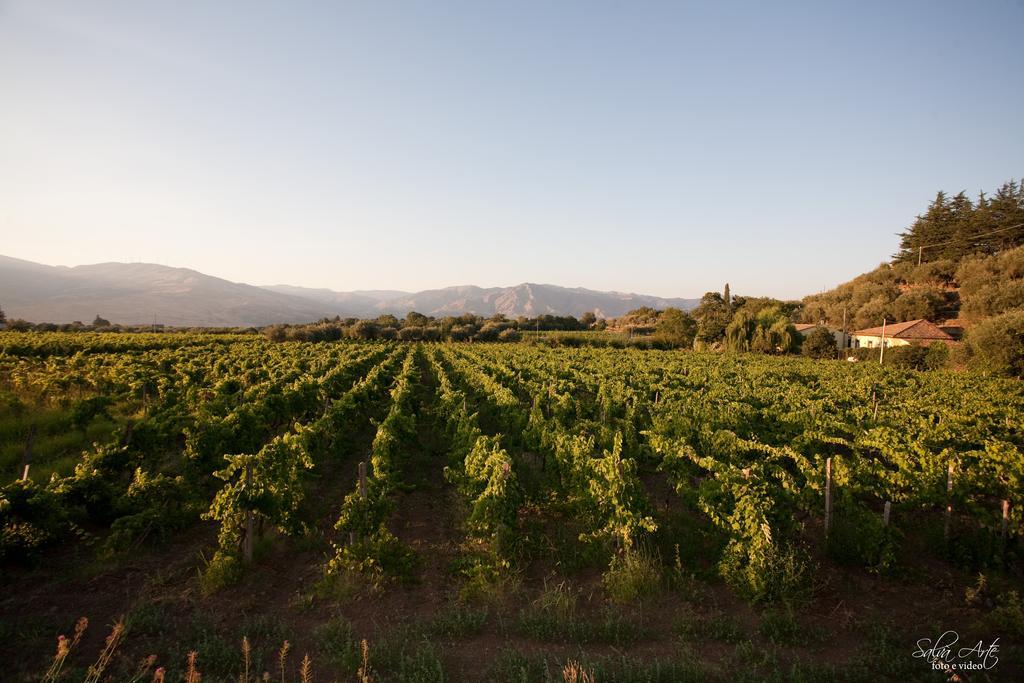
[989,590,1024,637]
[515,582,648,644]
[674,607,745,643]
[653,307,696,348]
[105,468,202,552]
[801,326,837,359]
[68,396,113,431]
[960,309,1024,376]
[826,503,899,572]
[692,292,731,346]
[602,547,664,603]
[725,306,799,355]
[897,181,1024,264]
[957,245,1024,322]
[204,429,315,557]
[0,479,69,561]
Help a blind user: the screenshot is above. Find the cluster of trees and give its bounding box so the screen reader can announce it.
[264,297,810,356]
[0,308,253,335]
[2,313,126,332]
[604,285,804,355]
[688,287,802,354]
[895,180,1024,264]
[263,312,597,343]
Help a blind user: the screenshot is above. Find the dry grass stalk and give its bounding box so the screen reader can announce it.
[128,654,158,683]
[562,660,595,683]
[84,619,125,683]
[300,654,313,683]
[186,650,202,683]
[278,640,291,683]
[357,639,372,683]
[152,667,166,683]
[240,636,252,683]
[42,616,88,683]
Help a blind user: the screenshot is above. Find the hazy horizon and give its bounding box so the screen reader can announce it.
[2,1,1022,300]
[2,251,709,300]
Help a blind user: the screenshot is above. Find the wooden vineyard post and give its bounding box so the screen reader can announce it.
[244,461,254,563]
[350,461,368,547]
[872,391,878,421]
[21,427,35,481]
[824,457,833,541]
[883,501,891,527]
[943,461,954,543]
[1002,500,1010,543]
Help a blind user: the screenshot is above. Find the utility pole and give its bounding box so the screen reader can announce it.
[839,307,847,360]
[879,318,887,365]
[918,245,923,266]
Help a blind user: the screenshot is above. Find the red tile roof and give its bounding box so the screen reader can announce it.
[851,319,953,340]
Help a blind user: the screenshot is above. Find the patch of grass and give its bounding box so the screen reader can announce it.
[178,612,237,677]
[733,640,781,668]
[370,632,446,682]
[237,613,292,670]
[514,583,647,646]
[126,601,170,639]
[198,550,244,595]
[313,615,362,672]
[546,517,607,574]
[453,554,521,604]
[719,539,813,606]
[757,605,802,645]
[674,606,746,643]
[422,603,489,638]
[603,547,663,603]
[486,647,707,683]
[652,507,728,582]
[312,565,365,602]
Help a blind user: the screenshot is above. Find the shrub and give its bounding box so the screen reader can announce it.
[603,547,663,603]
[801,327,837,359]
[960,310,1024,377]
[826,503,900,572]
[989,590,1024,637]
[497,328,521,342]
[925,340,950,369]
[719,538,811,605]
[0,479,69,562]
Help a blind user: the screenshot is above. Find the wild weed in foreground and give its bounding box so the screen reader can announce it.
[39,616,383,683]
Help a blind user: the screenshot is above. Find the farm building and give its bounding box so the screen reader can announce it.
[794,323,848,350]
[850,319,954,349]
[937,320,965,341]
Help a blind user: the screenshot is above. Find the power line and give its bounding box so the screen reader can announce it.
[914,222,1024,250]
[910,221,1023,265]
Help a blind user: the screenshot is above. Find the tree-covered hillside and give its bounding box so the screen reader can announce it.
[800,178,1024,375]
[803,178,1023,330]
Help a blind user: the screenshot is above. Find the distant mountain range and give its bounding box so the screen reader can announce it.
[0,255,699,327]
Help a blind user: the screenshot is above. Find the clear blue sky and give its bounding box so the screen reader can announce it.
[1,1,1022,299]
